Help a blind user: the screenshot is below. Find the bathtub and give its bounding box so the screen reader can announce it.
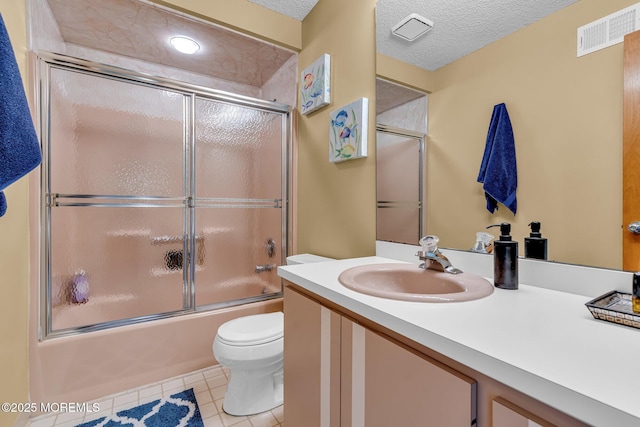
[30,293,282,405]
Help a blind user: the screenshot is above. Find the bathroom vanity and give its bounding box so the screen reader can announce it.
[278,255,640,427]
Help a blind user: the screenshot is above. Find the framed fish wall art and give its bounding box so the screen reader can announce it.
[329,97,368,163]
[300,54,330,115]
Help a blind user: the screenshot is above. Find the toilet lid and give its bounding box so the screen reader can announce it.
[216,312,283,346]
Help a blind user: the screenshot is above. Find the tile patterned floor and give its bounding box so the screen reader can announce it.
[25,365,284,427]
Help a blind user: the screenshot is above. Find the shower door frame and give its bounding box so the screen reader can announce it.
[375,124,426,243]
[35,52,292,339]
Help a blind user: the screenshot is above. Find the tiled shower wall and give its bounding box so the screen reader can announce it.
[376,96,427,134]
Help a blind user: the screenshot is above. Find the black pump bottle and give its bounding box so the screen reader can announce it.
[525,221,548,260]
[487,223,518,290]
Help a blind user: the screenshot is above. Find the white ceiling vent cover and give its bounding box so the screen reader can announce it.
[578,3,640,57]
[392,13,433,42]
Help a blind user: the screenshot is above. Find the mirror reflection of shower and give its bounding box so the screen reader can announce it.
[375,78,428,245]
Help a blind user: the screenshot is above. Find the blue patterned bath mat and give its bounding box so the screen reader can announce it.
[76,388,204,427]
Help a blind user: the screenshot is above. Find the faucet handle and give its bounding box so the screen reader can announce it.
[419,235,440,253]
[255,263,276,273]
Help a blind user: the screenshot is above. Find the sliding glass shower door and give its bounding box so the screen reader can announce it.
[193,98,285,307]
[46,66,189,333]
[39,53,290,338]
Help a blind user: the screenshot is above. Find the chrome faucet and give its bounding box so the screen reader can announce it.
[416,235,463,274]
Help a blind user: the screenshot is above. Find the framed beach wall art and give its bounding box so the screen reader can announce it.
[329,97,369,163]
[300,54,330,115]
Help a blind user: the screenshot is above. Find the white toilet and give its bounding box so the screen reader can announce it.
[213,253,334,416]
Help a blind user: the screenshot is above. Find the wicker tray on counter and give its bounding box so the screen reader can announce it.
[585,291,640,329]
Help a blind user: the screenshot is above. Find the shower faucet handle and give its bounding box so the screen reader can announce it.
[255,264,276,273]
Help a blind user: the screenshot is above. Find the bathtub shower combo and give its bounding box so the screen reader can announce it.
[36,52,291,338]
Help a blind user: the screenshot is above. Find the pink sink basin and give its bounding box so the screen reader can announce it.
[337,263,494,303]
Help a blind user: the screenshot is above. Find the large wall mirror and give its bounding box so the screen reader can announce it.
[375,79,427,245]
[375,0,633,271]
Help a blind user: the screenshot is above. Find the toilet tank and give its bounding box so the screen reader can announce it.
[286,253,335,265]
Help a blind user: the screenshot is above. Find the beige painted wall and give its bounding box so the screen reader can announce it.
[426,0,633,269]
[296,0,377,259]
[377,52,434,94]
[0,1,31,425]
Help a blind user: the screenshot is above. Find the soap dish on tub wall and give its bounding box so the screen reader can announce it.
[585,291,640,329]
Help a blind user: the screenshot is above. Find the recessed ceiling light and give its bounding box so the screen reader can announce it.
[391,13,433,42]
[170,36,200,54]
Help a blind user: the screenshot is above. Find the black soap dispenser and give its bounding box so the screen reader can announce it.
[633,272,640,314]
[525,221,548,260]
[487,223,519,290]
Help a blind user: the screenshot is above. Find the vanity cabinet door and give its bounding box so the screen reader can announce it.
[492,398,555,427]
[341,318,478,427]
[283,287,341,427]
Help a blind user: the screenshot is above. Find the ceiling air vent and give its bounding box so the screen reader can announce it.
[577,3,640,57]
[392,13,433,42]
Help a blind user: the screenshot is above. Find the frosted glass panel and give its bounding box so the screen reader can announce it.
[376,131,422,244]
[48,67,185,196]
[194,207,282,307]
[377,133,420,201]
[49,207,185,331]
[377,207,421,245]
[195,98,283,199]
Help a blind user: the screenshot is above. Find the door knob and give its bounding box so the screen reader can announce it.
[628,222,640,234]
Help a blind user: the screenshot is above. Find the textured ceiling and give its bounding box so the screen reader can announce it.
[377,0,578,71]
[247,0,319,21]
[250,0,578,72]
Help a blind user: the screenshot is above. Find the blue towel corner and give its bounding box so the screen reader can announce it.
[0,13,42,217]
[477,103,517,215]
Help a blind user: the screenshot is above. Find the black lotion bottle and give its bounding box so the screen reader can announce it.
[525,221,548,260]
[487,223,518,290]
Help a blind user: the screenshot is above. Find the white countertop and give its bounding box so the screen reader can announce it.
[278,256,640,427]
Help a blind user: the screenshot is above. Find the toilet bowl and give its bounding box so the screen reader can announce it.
[213,254,334,416]
[213,312,284,416]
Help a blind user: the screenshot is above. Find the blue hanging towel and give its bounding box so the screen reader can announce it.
[0,13,42,217]
[477,103,517,215]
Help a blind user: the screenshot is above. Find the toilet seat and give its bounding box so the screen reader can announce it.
[216,312,283,346]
